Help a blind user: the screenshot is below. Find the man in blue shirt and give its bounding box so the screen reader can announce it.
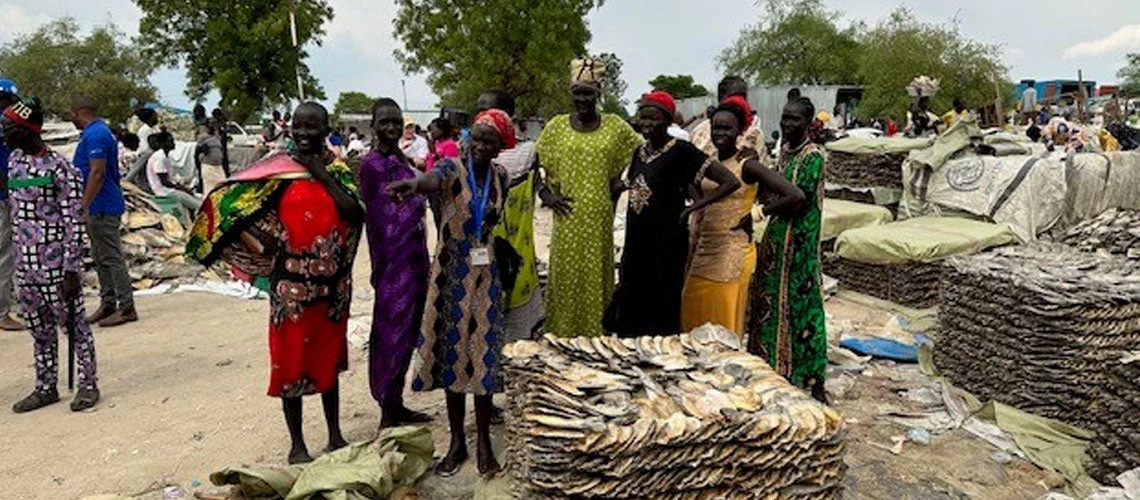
[71,96,137,327]
[0,79,24,331]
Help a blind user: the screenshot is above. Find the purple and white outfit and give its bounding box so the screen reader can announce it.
[8,149,97,393]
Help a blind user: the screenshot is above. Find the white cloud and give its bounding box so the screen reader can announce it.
[1063,24,1140,59]
[0,3,51,43]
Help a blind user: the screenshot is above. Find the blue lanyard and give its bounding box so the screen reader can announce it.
[467,158,493,241]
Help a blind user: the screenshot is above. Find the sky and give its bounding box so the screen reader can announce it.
[0,0,1138,113]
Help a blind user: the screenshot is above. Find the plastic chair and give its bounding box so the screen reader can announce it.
[151,194,191,227]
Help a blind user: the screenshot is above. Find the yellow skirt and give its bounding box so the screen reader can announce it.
[680,245,757,336]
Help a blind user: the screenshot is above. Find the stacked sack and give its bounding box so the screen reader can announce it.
[502,325,846,500]
[826,151,904,192]
[936,244,1140,440]
[1085,352,1140,485]
[1061,208,1140,259]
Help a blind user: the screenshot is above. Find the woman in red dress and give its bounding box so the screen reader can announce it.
[187,102,364,463]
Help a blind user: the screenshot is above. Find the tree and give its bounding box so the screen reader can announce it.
[857,8,1010,121]
[0,18,155,122]
[718,0,862,85]
[334,91,375,115]
[648,75,710,99]
[394,0,603,117]
[1120,54,1140,97]
[597,53,629,118]
[135,0,333,124]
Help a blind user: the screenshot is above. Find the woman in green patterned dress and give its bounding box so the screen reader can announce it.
[748,96,828,403]
[535,58,642,338]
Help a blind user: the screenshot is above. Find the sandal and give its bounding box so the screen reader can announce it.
[70,388,100,412]
[13,389,60,413]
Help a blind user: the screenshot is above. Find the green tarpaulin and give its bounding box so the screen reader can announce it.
[835,216,1016,265]
[826,136,936,155]
[210,426,434,500]
[821,199,894,241]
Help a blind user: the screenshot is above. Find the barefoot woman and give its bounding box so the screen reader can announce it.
[187,102,364,463]
[389,109,513,476]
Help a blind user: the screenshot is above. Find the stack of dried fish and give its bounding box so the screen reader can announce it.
[822,254,943,308]
[113,183,207,288]
[1085,352,1140,485]
[827,152,904,190]
[1061,208,1140,258]
[936,244,1140,441]
[502,325,847,499]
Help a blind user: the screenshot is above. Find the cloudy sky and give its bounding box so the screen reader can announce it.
[1,0,1138,112]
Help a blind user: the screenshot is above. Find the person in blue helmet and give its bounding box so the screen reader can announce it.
[0,78,24,331]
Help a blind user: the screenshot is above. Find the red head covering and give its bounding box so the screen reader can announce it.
[473,109,516,150]
[638,90,676,118]
[720,95,754,129]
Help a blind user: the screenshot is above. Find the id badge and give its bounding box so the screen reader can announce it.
[471,247,490,266]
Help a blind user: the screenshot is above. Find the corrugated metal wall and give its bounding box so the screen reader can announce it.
[678,85,856,140]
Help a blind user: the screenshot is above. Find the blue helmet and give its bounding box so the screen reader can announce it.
[0,79,18,96]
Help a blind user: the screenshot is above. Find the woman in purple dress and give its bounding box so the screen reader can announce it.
[360,98,433,428]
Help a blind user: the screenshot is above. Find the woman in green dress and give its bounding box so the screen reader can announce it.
[535,58,642,338]
[748,96,828,403]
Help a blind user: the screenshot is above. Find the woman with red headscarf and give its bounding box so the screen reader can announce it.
[604,91,740,337]
[681,97,805,336]
[387,109,513,476]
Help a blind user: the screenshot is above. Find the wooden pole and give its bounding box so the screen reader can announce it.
[290,0,305,101]
[1077,69,1087,124]
[993,78,1005,128]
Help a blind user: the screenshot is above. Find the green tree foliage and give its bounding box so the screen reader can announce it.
[135,0,333,124]
[857,9,1009,121]
[597,53,629,118]
[0,18,155,122]
[1119,54,1140,97]
[334,91,375,115]
[648,75,710,99]
[394,0,603,117]
[718,0,862,85]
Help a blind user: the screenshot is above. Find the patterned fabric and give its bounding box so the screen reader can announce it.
[747,143,827,390]
[535,114,642,338]
[268,178,361,398]
[186,154,362,398]
[681,245,756,336]
[7,149,96,392]
[606,139,709,337]
[7,150,87,282]
[687,154,757,282]
[360,151,430,406]
[413,159,509,395]
[492,142,540,310]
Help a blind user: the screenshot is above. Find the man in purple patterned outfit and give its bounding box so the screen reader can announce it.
[2,97,99,413]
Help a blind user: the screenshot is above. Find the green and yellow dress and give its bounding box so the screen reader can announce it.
[535,114,642,338]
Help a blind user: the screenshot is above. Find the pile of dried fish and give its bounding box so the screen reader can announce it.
[936,244,1140,476]
[1086,352,1140,485]
[111,182,207,288]
[822,254,943,308]
[826,152,904,190]
[502,325,847,499]
[1061,208,1140,258]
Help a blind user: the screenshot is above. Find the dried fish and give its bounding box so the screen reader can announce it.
[503,327,846,498]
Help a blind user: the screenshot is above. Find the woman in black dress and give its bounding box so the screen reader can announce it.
[605,90,741,337]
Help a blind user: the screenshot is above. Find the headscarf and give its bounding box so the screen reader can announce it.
[3,96,44,134]
[720,95,754,129]
[570,57,606,89]
[638,90,676,120]
[473,109,517,150]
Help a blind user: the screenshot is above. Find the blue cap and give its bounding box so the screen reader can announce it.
[0,79,17,96]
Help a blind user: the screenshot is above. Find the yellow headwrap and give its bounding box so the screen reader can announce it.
[570,57,606,89]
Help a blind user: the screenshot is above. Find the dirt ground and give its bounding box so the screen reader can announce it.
[0,208,1053,499]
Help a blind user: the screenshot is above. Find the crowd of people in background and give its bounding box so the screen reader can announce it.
[15,52,1136,480]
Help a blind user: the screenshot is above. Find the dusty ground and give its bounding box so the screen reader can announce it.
[0,208,1053,499]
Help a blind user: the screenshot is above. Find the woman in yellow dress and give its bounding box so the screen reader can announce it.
[681,96,804,335]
